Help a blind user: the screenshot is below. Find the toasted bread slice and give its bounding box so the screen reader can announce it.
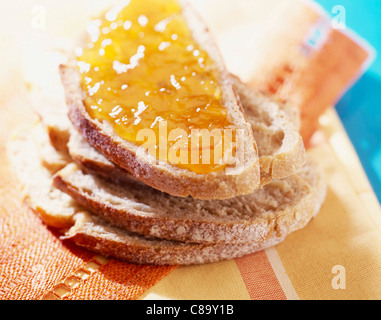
[67,77,306,188]
[32,122,71,173]
[64,212,285,265]
[27,46,305,189]
[233,77,306,182]
[53,159,323,244]
[7,125,76,229]
[60,0,263,200]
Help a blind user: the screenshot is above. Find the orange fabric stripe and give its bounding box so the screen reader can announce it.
[63,260,176,300]
[293,29,370,143]
[0,198,93,299]
[235,251,286,300]
[0,86,176,300]
[246,3,370,144]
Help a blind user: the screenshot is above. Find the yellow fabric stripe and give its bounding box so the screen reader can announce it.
[140,259,250,300]
[276,109,381,299]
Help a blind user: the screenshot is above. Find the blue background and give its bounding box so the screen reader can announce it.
[315,0,381,203]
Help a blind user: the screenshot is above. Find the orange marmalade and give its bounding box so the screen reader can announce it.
[76,0,236,173]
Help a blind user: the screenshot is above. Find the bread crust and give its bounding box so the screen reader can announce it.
[64,212,285,265]
[59,0,262,200]
[53,161,319,244]
[232,76,306,180]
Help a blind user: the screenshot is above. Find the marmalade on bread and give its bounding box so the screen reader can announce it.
[75,0,238,174]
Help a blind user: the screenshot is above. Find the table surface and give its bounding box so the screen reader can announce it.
[315,0,381,203]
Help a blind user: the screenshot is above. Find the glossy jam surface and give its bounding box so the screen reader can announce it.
[76,0,235,173]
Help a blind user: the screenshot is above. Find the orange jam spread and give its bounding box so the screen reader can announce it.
[76,0,236,173]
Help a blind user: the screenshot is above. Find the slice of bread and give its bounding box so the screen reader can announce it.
[53,159,323,244]
[233,77,306,182]
[27,48,306,190]
[67,77,306,188]
[33,122,71,173]
[59,0,263,200]
[64,212,285,265]
[7,125,76,229]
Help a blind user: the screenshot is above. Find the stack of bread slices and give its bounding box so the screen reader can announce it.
[9,1,326,265]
